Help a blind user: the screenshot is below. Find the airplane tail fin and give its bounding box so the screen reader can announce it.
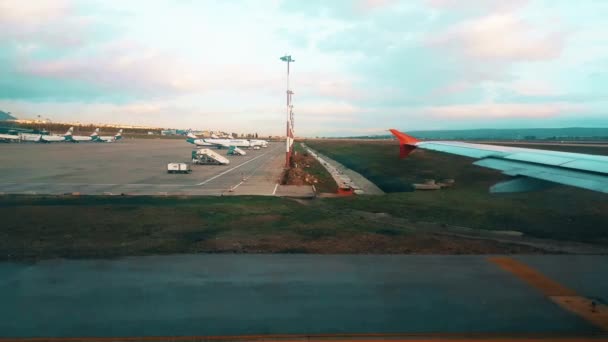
[91,128,99,137]
[65,127,74,136]
[389,129,419,158]
[115,129,123,140]
[187,132,198,139]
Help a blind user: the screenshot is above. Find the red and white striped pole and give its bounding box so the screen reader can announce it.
[280,55,295,168]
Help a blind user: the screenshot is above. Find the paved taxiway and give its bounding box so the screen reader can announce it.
[0,255,605,338]
[0,139,285,196]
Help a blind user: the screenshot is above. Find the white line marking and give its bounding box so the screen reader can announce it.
[196,146,278,186]
[226,152,278,194]
[272,183,279,195]
[228,180,245,192]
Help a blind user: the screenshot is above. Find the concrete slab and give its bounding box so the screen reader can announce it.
[0,255,601,338]
[226,143,285,196]
[302,144,384,195]
[0,139,284,196]
[275,185,315,198]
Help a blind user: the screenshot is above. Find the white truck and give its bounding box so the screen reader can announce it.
[167,163,192,174]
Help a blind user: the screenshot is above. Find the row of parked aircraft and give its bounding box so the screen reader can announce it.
[0,127,123,143]
[186,132,268,149]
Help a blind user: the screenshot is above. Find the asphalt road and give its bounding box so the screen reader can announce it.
[0,255,604,338]
[0,139,285,195]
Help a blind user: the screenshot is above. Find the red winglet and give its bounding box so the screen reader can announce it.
[389,129,419,158]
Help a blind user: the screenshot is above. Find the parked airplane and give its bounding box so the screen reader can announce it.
[18,127,73,143]
[250,139,269,148]
[389,129,608,194]
[186,132,251,148]
[68,127,98,142]
[0,128,38,142]
[92,128,123,143]
[0,132,20,142]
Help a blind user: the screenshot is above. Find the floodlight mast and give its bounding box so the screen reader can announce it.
[280,55,295,168]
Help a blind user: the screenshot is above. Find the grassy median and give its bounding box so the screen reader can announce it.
[0,194,548,260]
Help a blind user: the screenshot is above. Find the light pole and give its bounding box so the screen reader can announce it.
[280,55,295,168]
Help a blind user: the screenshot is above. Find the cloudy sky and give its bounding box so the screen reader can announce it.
[0,0,606,136]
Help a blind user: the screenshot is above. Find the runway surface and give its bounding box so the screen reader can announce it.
[0,255,606,338]
[0,139,285,196]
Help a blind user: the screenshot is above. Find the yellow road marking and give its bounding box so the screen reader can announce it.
[489,257,608,331]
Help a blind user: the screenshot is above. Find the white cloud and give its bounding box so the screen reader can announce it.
[0,0,91,47]
[429,13,565,62]
[508,80,558,97]
[423,102,585,119]
[426,0,528,13]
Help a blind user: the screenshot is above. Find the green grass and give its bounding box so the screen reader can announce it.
[0,188,596,261]
[305,140,608,193]
[0,195,392,260]
[303,140,421,192]
[305,140,608,243]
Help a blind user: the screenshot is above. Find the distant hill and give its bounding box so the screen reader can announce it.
[0,110,16,121]
[345,127,608,141]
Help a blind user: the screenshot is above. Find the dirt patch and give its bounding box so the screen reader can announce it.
[301,233,545,254]
[196,232,545,254]
[282,165,318,186]
[281,146,338,193]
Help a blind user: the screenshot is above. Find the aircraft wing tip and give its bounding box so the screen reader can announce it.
[389,128,419,158]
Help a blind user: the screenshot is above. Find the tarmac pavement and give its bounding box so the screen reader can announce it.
[0,139,285,196]
[0,254,605,338]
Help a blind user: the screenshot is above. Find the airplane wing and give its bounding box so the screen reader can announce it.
[389,129,608,194]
